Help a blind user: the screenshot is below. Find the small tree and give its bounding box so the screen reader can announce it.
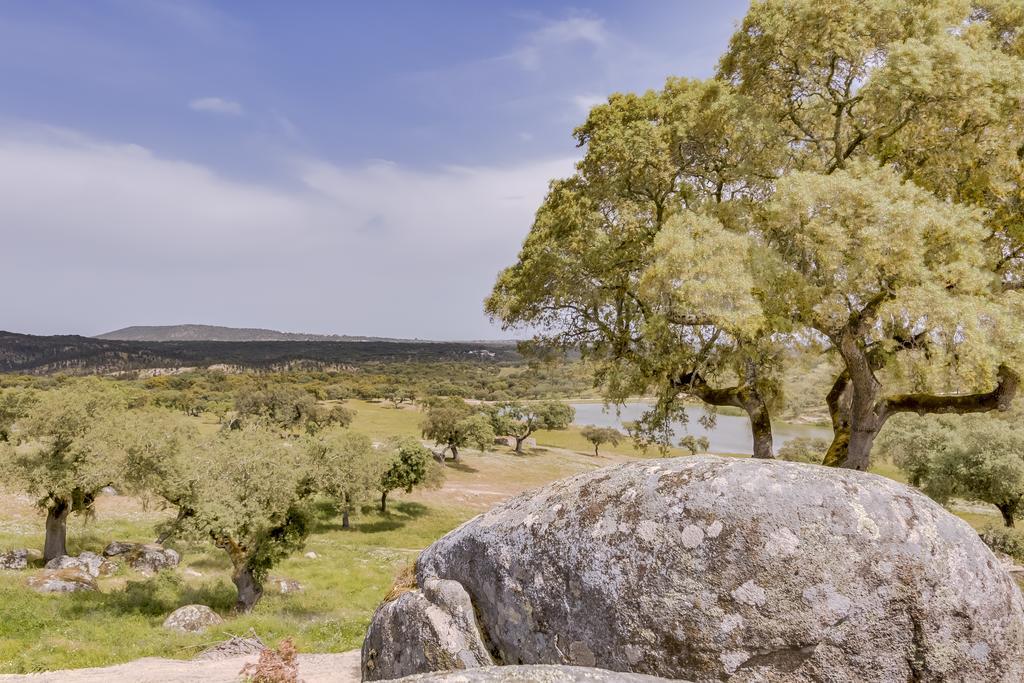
[881,415,1024,527]
[305,428,383,528]
[163,428,313,612]
[378,437,443,512]
[492,401,575,453]
[777,437,830,464]
[235,385,318,431]
[421,398,495,462]
[579,425,622,456]
[678,435,711,456]
[5,380,190,561]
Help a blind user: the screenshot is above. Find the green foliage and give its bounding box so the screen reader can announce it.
[678,434,711,456]
[879,414,1024,525]
[0,387,36,442]
[159,428,315,609]
[420,397,495,459]
[2,379,192,558]
[979,525,1024,563]
[487,0,1024,467]
[378,437,443,510]
[491,401,575,452]
[579,425,622,456]
[777,437,830,464]
[305,429,384,523]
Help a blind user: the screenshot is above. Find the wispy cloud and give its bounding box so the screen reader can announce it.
[188,96,243,116]
[512,16,608,70]
[0,125,572,338]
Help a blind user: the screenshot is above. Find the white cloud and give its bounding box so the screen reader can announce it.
[513,16,608,70]
[188,96,244,116]
[572,94,606,114]
[0,126,574,338]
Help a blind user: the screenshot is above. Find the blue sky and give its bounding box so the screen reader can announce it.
[0,0,748,339]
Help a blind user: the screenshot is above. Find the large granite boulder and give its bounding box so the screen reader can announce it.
[362,456,1024,682]
[162,604,224,633]
[385,665,675,681]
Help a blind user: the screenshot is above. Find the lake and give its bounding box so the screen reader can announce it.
[570,401,832,455]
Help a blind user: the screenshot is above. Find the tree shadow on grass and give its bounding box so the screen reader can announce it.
[63,571,236,618]
[445,460,479,473]
[350,501,429,534]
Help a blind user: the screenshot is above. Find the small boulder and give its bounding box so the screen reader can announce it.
[0,549,38,571]
[102,540,138,557]
[304,551,319,559]
[363,577,494,680]
[388,666,675,682]
[104,542,180,574]
[162,604,224,633]
[194,633,265,661]
[45,551,117,578]
[268,576,303,594]
[27,568,97,593]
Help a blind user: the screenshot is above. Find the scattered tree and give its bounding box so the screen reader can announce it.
[378,437,443,512]
[305,428,383,528]
[3,380,191,561]
[579,425,622,456]
[420,398,495,461]
[491,401,575,453]
[160,428,313,612]
[777,437,830,464]
[880,415,1024,527]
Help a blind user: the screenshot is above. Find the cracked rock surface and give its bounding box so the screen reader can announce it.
[363,456,1024,682]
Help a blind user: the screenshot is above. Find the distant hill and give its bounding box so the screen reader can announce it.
[97,324,407,343]
[0,330,519,375]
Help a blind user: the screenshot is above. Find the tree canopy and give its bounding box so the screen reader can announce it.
[487,0,1024,468]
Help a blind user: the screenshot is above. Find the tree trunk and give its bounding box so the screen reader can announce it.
[594,444,600,457]
[514,435,526,453]
[450,444,459,462]
[44,499,70,562]
[744,397,774,460]
[232,565,264,613]
[380,490,388,513]
[342,493,351,529]
[675,365,775,459]
[998,503,1017,528]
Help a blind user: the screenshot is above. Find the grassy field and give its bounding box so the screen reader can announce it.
[0,399,1011,673]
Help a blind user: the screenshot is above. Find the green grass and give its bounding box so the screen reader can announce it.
[0,402,1015,673]
[0,498,473,674]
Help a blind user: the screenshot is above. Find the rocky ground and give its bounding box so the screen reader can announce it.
[0,650,360,682]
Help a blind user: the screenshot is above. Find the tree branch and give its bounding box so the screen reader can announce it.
[882,364,1020,417]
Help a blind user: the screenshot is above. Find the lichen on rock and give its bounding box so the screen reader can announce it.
[361,456,1024,682]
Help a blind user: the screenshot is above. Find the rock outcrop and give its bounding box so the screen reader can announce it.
[0,548,38,570]
[362,456,1024,682]
[27,568,97,593]
[103,541,180,575]
[45,551,117,578]
[364,578,494,680]
[162,604,224,633]
[385,665,675,681]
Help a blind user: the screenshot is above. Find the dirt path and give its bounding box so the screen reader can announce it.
[0,650,360,683]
